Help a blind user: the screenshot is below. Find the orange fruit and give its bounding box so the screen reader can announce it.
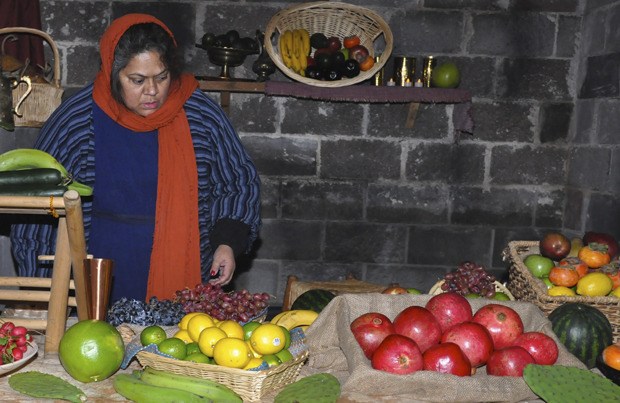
[548,266,580,288]
[213,337,252,369]
[158,337,188,360]
[217,320,244,339]
[602,344,620,371]
[187,314,216,342]
[249,323,286,355]
[198,326,227,357]
[140,325,167,346]
[58,320,124,383]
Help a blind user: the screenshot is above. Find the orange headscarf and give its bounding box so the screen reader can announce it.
[93,14,201,300]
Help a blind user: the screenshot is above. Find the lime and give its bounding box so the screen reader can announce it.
[431,62,460,88]
[576,272,613,296]
[275,348,294,363]
[186,342,201,356]
[242,321,262,340]
[406,288,422,295]
[158,337,188,360]
[493,292,511,301]
[262,354,282,367]
[141,325,167,347]
[58,320,124,383]
[524,254,554,278]
[465,293,481,299]
[184,352,212,364]
[279,325,291,349]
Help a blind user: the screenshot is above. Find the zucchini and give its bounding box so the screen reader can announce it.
[0,168,64,187]
[0,183,68,196]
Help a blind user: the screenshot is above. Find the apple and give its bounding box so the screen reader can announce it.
[371,334,423,375]
[472,304,524,349]
[327,36,342,53]
[523,254,555,278]
[511,331,559,365]
[348,44,370,63]
[425,292,473,332]
[423,342,472,376]
[393,306,442,353]
[540,232,571,261]
[350,312,395,359]
[441,321,494,367]
[486,346,535,377]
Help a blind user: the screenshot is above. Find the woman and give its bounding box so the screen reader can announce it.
[10,14,261,302]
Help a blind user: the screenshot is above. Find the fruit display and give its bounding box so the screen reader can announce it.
[0,321,33,365]
[440,261,499,298]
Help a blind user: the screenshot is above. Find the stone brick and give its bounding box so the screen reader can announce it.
[64,46,101,86]
[492,227,544,268]
[281,180,364,220]
[567,147,611,191]
[471,101,534,142]
[571,99,596,144]
[607,5,620,53]
[366,264,450,292]
[423,0,507,10]
[242,136,317,176]
[259,178,279,219]
[587,193,620,240]
[563,188,584,231]
[540,102,573,143]
[579,53,620,98]
[499,58,571,100]
[229,95,277,133]
[367,183,449,224]
[611,149,620,194]
[200,4,279,39]
[406,142,485,184]
[41,2,109,42]
[390,10,464,54]
[490,145,566,185]
[280,100,365,136]
[256,220,322,260]
[325,222,407,264]
[584,0,617,11]
[581,9,607,55]
[321,139,401,180]
[232,260,279,297]
[556,15,580,57]
[469,13,555,57]
[446,57,495,98]
[597,100,620,145]
[408,226,493,267]
[511,0,578,12]
[534,189,565,229]
[367,103,450,139]
[451,187,535,226]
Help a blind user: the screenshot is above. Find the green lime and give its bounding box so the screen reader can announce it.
[279,325,291,349]
[406,288,422,295]
[140,325,167,347]
[431,62,460,88]
[158,337,188,360]
[275,348,294,363]
[186,342,201,356]
[493,292,511,301]
[465,293,481,299]
[262,354,282,367]
[242,321,262,341]
[524,254,554,278]
[184,352,212,364]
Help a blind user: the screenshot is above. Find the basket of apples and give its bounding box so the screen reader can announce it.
[0,321,38,376]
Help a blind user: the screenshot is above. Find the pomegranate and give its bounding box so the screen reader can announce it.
[486,346,535,377]
[472,304,524,349]
[511,331,559,365]
[422,342,472,376]
[393,306,442,353]
[371,334,423,375]
[350,312,395,359]
[425,292,473,332]
[440,321,494,367]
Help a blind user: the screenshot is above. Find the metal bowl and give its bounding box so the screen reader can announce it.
[197,43,258,78]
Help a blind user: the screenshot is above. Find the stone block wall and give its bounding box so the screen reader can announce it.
[1,0,618,305]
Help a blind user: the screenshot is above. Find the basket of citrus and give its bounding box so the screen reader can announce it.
[119,312,308,402]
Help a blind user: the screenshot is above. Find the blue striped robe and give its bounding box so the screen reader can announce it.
[10,84,261,281]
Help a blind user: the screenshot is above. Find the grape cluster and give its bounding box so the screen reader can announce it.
[0,322,32,364]
[106,297,185,327]
[441,261,497,298]
[173,283,271,323]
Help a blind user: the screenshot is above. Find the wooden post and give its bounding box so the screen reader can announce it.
[63,190,90,321]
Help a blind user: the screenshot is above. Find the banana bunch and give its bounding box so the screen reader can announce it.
[279,28,310,76]
[270,309,319,331]
[114,366,243,403]
[0,148,93,196]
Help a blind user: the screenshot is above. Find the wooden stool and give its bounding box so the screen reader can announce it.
[0,190,89,356]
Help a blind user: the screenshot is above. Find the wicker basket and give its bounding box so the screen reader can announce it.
[0,27,64,127]
[264,1,393,87]
[504,240,620,343]
[429,279,516,300]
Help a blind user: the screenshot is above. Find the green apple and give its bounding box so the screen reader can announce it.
[523,254,554,278]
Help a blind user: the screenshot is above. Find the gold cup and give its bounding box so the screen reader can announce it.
[394,56,416,86]
[83,258,114,320]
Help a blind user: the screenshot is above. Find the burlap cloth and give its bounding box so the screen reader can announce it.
[299,293,586,403]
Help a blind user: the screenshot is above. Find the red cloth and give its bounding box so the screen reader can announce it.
[92,14,201,300]
[0,0,45,69]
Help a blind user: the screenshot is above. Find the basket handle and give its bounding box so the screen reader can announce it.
[0,27,61,88]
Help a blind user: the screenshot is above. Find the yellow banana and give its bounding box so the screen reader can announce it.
[275,309,319,330]
[299,29,310,56]
[290,54,302,74]
[270,310,291,324]
[113,373,209,403]
[283,30,294,58]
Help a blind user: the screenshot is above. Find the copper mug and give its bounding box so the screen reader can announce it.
[83,258,114,320]
[0,74,32,131]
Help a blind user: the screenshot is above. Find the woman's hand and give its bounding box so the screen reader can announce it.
[209,244,236,285]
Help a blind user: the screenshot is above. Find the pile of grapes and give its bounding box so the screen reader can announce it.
[107,297,186,327]
[0,321,32,364]
[173,283,271,323]
[441,261,497,298]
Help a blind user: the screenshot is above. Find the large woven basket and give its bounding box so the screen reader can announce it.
[0,27,64,127]
[504,240,620,343]
[264,1,393,87]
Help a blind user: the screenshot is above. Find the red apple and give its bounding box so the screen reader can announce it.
[486,346,535,377]
[540,232,571,261]
[327,36,342,53]
[425,292,473,332]
[393,306,442,353]
[511,331,558,365]
[348,44,370,63]
[371,334,423,375]
[423,342,472,376]
[472,304,524,349]
[441,321,494,367]
[350,312,395,359]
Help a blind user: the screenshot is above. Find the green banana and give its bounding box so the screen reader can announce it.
[113,373,211,403]
[140,366,243,403]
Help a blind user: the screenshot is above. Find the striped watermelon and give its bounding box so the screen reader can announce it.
[549,302,613,369]
[291,289,336,313]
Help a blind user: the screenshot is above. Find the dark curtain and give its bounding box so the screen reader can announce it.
[0,0,45,70]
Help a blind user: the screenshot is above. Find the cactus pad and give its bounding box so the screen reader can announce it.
[523,364,620,403]
[274,373,340,403]
[8,371,86,402]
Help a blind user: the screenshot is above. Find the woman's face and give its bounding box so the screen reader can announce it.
[119,50,171,117]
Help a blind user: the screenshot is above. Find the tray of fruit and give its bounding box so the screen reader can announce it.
[264,2,393,87]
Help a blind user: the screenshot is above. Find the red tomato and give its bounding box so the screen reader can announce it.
[343,35,361,49]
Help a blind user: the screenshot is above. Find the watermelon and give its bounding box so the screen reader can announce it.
[549,302,613,369]
[291,289,336,313]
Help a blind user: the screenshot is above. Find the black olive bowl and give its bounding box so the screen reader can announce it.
[596,352,620,386]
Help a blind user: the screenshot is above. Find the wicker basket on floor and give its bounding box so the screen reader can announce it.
[504,240,620,343]
[264,1,393,87]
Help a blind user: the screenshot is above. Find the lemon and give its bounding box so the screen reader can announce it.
[178,312,204,330]
[246,340,262,358]
[198,326,227,357]
[157,337,187,360]
[140,325,167,347]
[548,286,576,297]
[217,320,245,339]
[187,314,216,342]
[576,272,613,296]
[213,337,252,369]
[249,323,286,355]
[243,356,264,370]
[173,329,193,344]
[610,287,620,298]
